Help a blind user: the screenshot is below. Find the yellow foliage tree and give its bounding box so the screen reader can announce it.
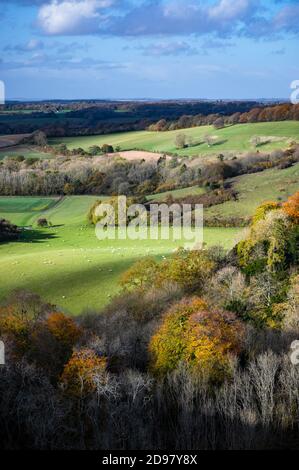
[149,297,243,383]
[121,250,215,295]
[60,349,107,397]
[252,201,280,225]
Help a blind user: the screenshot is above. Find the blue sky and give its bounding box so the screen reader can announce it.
[0,0,298,100]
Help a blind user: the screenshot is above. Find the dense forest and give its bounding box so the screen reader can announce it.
[0,99,265,137]
[149,103,299,131]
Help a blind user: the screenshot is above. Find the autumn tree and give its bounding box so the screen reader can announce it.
[121,250,215,295]
[149,297,244,382]
[60,349,107,397]
[283,191,299,222]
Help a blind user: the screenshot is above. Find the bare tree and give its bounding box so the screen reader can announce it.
[175,133,186,149]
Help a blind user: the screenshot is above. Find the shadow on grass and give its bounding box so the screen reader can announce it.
[19,228,59,244]
[212,139,228,146]
[256,140,271,147]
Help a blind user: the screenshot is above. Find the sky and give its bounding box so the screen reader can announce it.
[0,0,298,100]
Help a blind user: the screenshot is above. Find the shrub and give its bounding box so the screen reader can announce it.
[101,144,114,154]
[88,196,146,226]
[37,218,48,228]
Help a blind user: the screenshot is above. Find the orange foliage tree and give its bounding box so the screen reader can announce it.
[149,297,244,383]
[0,293,82,368]
[46,312,82,348]
[283,191,299,222]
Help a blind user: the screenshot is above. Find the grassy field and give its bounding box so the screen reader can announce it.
[1,158,298,314]
[50,121,299,157]
[206,162,299,218]
[147,185,205,201]
[0,197,61,226]
[0,195,240,314]
[0,145,52,160]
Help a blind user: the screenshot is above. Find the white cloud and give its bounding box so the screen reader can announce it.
[139,40,197,56]
[209,0,251,21]
[26,39,44,50]
[37,0,114,35]
[4,38,44,52]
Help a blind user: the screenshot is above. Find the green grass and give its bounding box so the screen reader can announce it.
[206,162,299,218]
[0,197,60,226]
[147,185,205,201]
[2,158,298,314]
[0,145,52,160]
[0,194,240,314]
[0,195,105,227]
[50,121,299,157]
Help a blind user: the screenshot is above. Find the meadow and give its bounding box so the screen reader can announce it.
[0,195,240,314]
[50,121,299,157]
[0,145,52,160]
[206,162,299,218]
[1,134,298,314]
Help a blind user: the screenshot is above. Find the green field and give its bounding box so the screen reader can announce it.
[0,195,240,314]
[147,185,205,201]
[0,197,61,225]
[206,162,299,218]
[1,158,298,314]
[50,121,299,157]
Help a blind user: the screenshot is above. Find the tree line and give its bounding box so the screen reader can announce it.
[148,103,299,132]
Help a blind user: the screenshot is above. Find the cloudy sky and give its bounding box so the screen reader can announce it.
[0,0,298,100]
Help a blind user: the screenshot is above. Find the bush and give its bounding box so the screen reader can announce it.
[37,218,48,228]
[101,144,114,154]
